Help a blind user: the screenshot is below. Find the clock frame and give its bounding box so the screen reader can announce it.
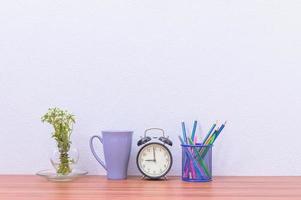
[136,142,173,179]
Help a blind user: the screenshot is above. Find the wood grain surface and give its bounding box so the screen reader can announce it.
[0,176,301,200]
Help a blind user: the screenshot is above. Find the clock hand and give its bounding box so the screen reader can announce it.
[145,159,155,162]
[153,146,156,162]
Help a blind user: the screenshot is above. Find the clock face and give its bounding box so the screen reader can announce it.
[137,142,172,179]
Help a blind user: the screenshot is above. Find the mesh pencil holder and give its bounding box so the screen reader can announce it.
[181,143,212,182]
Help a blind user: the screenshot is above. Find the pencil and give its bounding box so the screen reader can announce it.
[191,120,198,142]
[200,121,227,158]
[202,122,216,144]
[181,121,188,144]
[188,138,211,177]
[212,121,227,143]
[178,136,203,177]
[179,135,195,175]
[204,126,219,145]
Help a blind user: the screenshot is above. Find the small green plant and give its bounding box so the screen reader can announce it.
[41,108,75,175]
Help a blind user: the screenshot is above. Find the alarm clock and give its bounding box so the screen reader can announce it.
[136,128,173,180]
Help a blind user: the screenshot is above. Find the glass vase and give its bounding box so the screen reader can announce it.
[50,147,79,176]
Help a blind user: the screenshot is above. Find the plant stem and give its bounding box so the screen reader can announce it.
[57,150,71,175]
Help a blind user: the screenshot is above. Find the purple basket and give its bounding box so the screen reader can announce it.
[181,143,212,182]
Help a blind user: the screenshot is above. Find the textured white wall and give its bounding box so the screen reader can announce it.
[1,0,301,176]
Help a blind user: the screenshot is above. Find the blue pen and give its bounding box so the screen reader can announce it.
[181,121,188,144]
[191,120,198,142]
[202,122,216,144]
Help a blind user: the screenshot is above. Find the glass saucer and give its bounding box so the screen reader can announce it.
[36,169,88,182]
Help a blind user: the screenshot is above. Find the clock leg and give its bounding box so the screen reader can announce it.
[163,176,168,181]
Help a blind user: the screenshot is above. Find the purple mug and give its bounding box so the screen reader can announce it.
[89,131,133,179]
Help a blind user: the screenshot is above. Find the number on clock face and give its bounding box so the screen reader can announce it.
[137,143,172,178]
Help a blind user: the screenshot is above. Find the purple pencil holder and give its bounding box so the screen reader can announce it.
[181,143,212,182]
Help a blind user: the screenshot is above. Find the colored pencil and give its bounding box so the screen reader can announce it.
[181,121,188,144]
[212,121,227,143]
[188,138,210,177]
[178,136,203,177]
[200,121,227,157]
[202,122,216,144]
[178,135,185,145]
[191,120,198,142]
[204,127,219,145]
[179,135,197,177]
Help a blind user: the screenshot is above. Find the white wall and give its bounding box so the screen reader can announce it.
[1,0,301,176]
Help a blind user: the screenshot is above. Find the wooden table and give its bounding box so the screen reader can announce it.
[0,176,301,200]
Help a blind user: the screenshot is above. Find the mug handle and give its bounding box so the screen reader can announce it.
[89,135,107,170]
